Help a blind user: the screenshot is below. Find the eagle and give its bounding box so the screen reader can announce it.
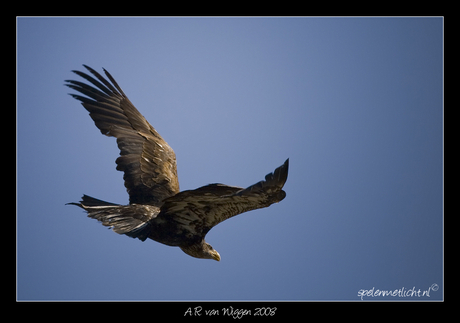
[65,65,289,261]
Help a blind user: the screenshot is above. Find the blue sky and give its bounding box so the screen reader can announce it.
[17,17,443,301]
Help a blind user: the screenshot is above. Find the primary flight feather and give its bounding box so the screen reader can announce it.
[66,65,289,261]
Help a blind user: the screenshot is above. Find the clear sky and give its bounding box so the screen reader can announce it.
[17,17,443,301]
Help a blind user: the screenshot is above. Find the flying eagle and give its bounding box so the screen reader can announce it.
[65,65,289,261]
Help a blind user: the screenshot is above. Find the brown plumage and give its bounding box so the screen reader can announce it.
[66,65,289,261]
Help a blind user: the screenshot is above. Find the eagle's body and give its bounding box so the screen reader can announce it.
[66,65,289,261]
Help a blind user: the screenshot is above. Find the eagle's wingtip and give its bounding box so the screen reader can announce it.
[268,158,289,189]
[281,158,289,176]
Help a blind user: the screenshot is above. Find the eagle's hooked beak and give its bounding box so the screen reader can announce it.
[211,250,221,261]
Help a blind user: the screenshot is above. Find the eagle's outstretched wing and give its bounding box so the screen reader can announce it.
[160,159,289,240]
[65,65,179,206]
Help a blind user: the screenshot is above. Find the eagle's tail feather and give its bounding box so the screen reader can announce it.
[66,195,156,241]
[66,194,120,208]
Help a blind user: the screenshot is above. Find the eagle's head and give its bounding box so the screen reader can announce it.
[180,241,221,261]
